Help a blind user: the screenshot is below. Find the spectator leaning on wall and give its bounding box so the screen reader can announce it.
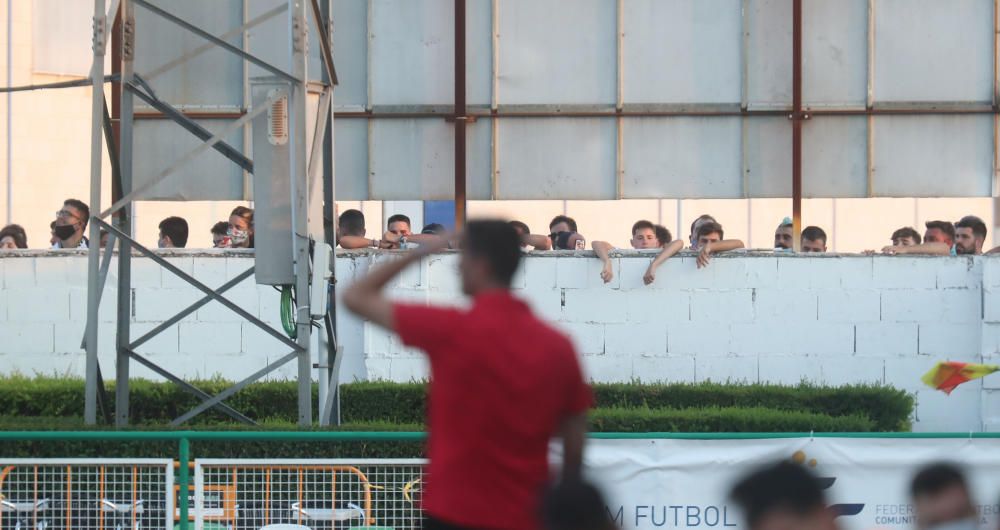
[800,226,827,253]
[211,221,230,248]
[0,224,27,249]
[52,198,90,249]
[228,206,254,249]
[882,221,953,256]
[954,215,986,255]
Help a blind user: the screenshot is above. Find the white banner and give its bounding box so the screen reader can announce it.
[583,437,1000,530]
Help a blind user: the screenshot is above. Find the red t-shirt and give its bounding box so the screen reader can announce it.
[394,290,592,530]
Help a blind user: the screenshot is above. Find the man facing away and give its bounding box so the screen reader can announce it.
[343,220,592,530]
[730,461,838,530]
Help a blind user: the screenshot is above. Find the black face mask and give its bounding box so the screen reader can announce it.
[54,224,77,241]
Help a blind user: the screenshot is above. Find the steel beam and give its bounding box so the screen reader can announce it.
[454,0,468,230]
[791,0,804,252]
[309,0,338,85]
[79,231,116,350]
[115,0,136,427]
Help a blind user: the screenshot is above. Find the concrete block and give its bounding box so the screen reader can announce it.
[604,323,667,356]
[580,355,633,383]
[984,287,1000,322]
[984,259,1000,288]
[192,257,229,288]
[631,356,695,383]
[855,323,918,356]
[35,256,88,287]
[758,356,821,385]
[754,288,816,322]
[0,288,7,321]
[427,254,461,292]
[161,256,195,289]
[557,322,605,355]
[68,285,119,322]
[257,286,283,325]
[206,352,267,379]
[732,322,854,356]
[619,256,653,291]
[128,257,163,288]
[390,357,430,382]
[515,289,562,322]
[3,257,34,288]
[667,322,731,355]
[689,289,753,322]
[179,322,242,355]
[778,257,866,289]
[937,257,980,289]
[882,290,980,323]
[395,256,427,289]
[523,257,558,290]
[817,290,880,322]
[655,257,715,289]
[873,257,938,289]
[918,324,981,360]
[366,359,392,380]
[0,322,54,354]
[695,356,757,383]
[196,283,260,322]
[129,322,180,354]
[585,256,621,290]
[224,256,256,282]
[711,257,779,289]
[561,289,628,323]
[556,258,590,289]
[821,358,884,386]
[884,357,981,432]
[625,290,689,324]
[365,322,393,357]
[133,288,201,323]
[52,320,86,354]
[982,354,1000,389]
[983,324,1000,356]
[5,288,70,322]
[242,322,296,358]
[0,351,84,377]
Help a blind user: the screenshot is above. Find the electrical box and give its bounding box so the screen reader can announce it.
[251,77,294,285]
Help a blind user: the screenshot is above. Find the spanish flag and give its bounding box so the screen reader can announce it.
[921,361,1000,395]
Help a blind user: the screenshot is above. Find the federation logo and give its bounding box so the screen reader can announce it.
[792,450,865,518]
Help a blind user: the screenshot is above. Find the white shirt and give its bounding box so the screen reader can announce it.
[51,237,89,249]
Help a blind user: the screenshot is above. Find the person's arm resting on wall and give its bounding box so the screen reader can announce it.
[592,241,615,283]
[880,242,950,256]
[522,233,553,250]
[697,239,745,269]
[338,235,378,249]
[644,239,684,285]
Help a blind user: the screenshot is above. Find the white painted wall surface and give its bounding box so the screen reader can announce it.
[0,251,994,432]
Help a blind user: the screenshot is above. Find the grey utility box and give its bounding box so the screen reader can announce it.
[251,77,294,285]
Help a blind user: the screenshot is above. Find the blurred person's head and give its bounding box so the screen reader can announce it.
[696,222,724,250]
[210,221,230,248]
[552,231,585,251]
[730,461,835,530]
[775,218,794,250]
[549,215,578,235]
[509,220,531,248]
[458,220,522,296]
[387,214,412,236]
[892,227,922,247]
[910,463,976,530]
[228,206,254,248]
[421,223,447,235]
[690,214,716,247]
[542,479,616,530]
[55,199,90,244]
[954,215,987,255]
[0,224,27,249]
[801,226,827,253]
[924,221,956,247]
[338,209,366,239]
[655,224,672,246]
[630,220,658,249]
[157,216,189,249]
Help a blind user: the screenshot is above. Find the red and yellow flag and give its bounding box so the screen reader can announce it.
[921,361,999,395]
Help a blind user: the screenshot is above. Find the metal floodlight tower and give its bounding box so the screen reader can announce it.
[84,0,338,427]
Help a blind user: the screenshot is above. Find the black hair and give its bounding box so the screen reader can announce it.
[801,225,827,245]
[910,462,969,499]
[542,479,616,530]
[631,220,655,236]
[730,461,826,528]
[338,209,366,237]
[64,199,90,230]
[956,215,987,241]
[0,224,28,248]
[421,223,447,235]
[387,214,411,229]
[690,214,716,236]
[925,220,956,243]
[210,221,229,236]
[462,220,522,286]
[697,221,724,240]
[891,227,922,244]
[549,215,578,233]
[654,224,672,245]
[509,220,530,236]
[158,216,189,248]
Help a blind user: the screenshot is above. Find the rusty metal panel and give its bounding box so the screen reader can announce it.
[746,0,792,109]
[745,117,792,197]
[333,119,368,200]
[874,0,993,103]
[622,117,742,199]
[802,117,867,198]
[497,0,616,106]
[133,119,246,200]
[622,0,742,105]
[872,115,992,197]
[802,0,867,108]
[496,118,616,199]
[332,0,368,108]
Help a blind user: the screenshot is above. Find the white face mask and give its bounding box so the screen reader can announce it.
[228,227,249,245]
[928,518,980,530]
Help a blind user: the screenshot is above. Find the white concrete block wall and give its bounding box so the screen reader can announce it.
[0,251,994,432]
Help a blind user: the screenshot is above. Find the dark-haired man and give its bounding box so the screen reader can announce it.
[774,218,794,250]
[510,220,552,250]
[157,216,189,248]
[387,213,412,237]
[954,215,986,255]
[882,221,953,256]
[549,215,578,234]
[336,209,380,249]
[892,227,922,247]
[800,226,827,253]
[52,198,90,249]
[689,214,716,248]
[694,221,745,268]
[211,221,229,248]
[343,220,591,530]
[593,220,675,283]
[730,461,837,530]
[910,463,977,530]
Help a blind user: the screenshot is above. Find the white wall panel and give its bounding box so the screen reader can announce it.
[744,117,792,197]
[746,0,792,109]
[370,0,454,106]
[802,0,868,108]
[332,0,369,108]
[133,120,246,200]
[802,117,868,198]
[333,120,369,200]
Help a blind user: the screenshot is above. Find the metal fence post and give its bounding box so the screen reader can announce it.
[179,436,190,530]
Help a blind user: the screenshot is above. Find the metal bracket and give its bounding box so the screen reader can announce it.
[92,15,107,56]
[293,14,309,54]
[122,16,135,61]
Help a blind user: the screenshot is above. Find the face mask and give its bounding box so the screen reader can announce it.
[228,228,249,245]
[929,518,979,530]
[54,224,77,241]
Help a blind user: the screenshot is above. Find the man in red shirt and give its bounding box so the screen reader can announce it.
[343,220,592,530]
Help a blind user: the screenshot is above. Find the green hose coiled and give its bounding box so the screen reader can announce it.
[280,285,297,339]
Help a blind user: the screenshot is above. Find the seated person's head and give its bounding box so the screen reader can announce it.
[690,214,716,247]
[0,224,27,249]
[387,214,412,236]
[338,209,366,239]
[775,218,794,250]
[630,220,658,249]
[800,226,827,253]
[696,222,724,250]
[421,223,447,236]
[924,221,956,247]
[211,221,230,248]
[954,215,986,255]
[910,463,976,530]
[655,224,672,246]
[509,220,531,248]
[552,231,585,250]
[730,461,835,530]
[549,215,578,235]
[459,220,522,296]
[228,206,254,248]
[892,227,921,247]
[542,479,616,530]
[158,216,189,249]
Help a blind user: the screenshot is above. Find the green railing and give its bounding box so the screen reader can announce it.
[1,430,999,530]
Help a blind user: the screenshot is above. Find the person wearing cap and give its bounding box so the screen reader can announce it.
[774,217,794,250]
